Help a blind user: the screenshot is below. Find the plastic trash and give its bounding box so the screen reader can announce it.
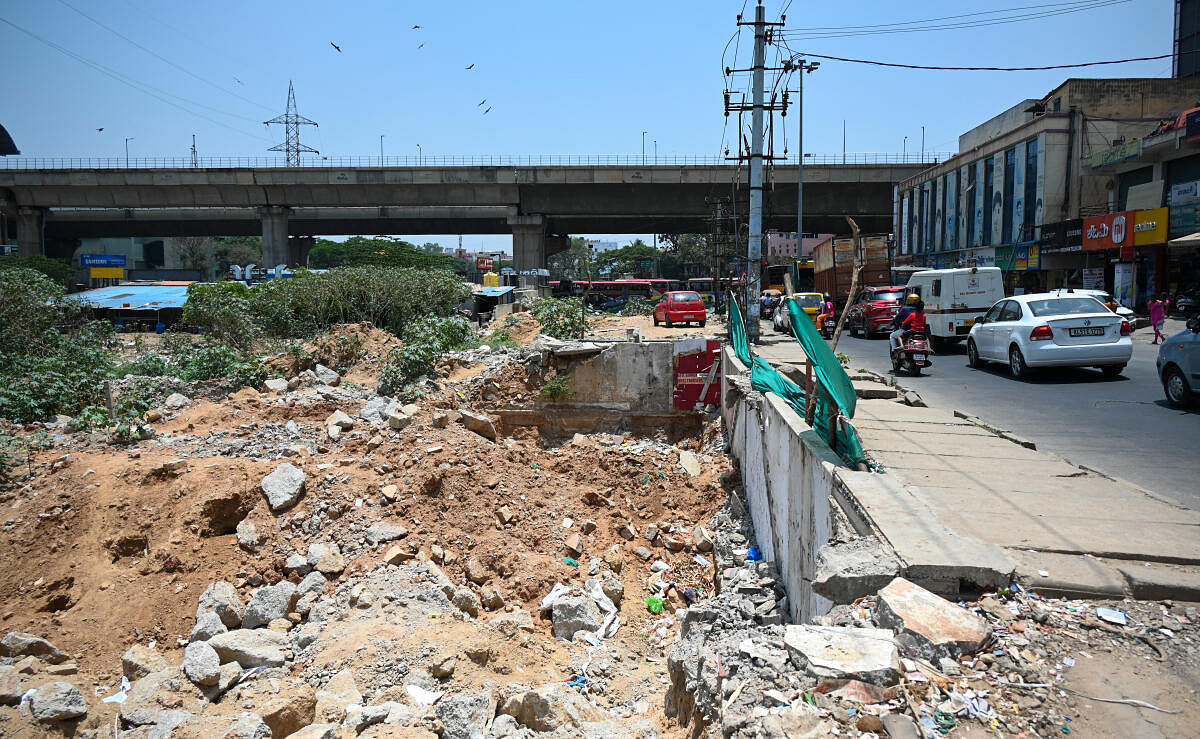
[565,676,587,688]
[1096,607,1127,626]
[693,555,712,568]
[747,546,763,561]
[650,560,670,573]
[101,676,132,704]
[562,557,579,567]
[645,596,664,614]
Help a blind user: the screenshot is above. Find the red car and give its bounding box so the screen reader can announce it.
[846,286,909,338]
[653,291,707,327]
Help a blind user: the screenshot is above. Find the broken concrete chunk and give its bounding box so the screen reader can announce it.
[29,681,87,722]
[0,632,69,663]
[812,538,903,604]
[874,576,992,659]
[550,595,603,639]
[235,518,260,551]
[325,409,354,430]
[261,463,307,512]
[365,520,409,546]
[265,378,289,394]
[564,532,583,557]
[465,557,491,585]
[618,522,637,540]
[693,525,714,552]
[314,668,361,724]
[436,690,493,739]
[0,666,23,705]
[242,581,298,630]
[783,625,900,683]
[164,393,191,409]
[182,641,220,686]
[382,545,416,565]
[678,450,702,477]
[452,587,481,617]
[498,683,606,732]
[208,629,289,668]
[122,644,168,682]
[386,412,411,430]
[458,409,498,441]
[190,611,228,643]
[283,723,338,739]
[496,506,515,525]
[314,364,340,386]
[237,680,316,738]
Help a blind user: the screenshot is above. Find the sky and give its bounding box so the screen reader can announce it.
[0,0,1176,253]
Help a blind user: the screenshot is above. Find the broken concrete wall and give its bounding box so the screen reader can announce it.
[560,341,676,414]
[720,347,840,622]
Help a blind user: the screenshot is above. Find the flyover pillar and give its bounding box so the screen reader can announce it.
[259,206,291,268]
[17,207,44,257]
[290,236,314,267]
[508,213,545,275]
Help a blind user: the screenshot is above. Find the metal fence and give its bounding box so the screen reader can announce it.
[0,152,953,170]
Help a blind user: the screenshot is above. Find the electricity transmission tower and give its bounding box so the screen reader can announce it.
[265,81,318,166]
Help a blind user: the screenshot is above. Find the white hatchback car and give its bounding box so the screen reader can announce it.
[967,293,1133,379]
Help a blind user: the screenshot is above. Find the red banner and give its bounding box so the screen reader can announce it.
[1082,211,1132,251]
[476,256,494,270]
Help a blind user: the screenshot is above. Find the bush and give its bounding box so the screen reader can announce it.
[117,336,264,388]
[379,315,478,395]
[0,256,76,288]
[182,282,262,351]
[0,315,116,424]
[532,298,587,339]
[540,374,574,401]
[619,297,655,316]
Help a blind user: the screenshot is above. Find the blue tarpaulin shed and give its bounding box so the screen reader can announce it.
[72,284,191,310]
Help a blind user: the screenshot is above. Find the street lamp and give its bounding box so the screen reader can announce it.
[416,143,422,165]
[903,136,908,159]
[921,125,925,161]
[654,139,657,164]
[641,131,647,165]
[380,134,385,162]
[125,137,134,167]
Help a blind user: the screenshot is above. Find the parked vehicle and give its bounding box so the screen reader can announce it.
[813,234,892,307]
[1046,288,1135,322]
[773,292,824,334]
[652,290,707,328]
[821,317,835,339]
[890,331,933,376]
[846,286,909,338]
[966,293,1133,379]
[905,267,1005,351]
[1173,286,1199,317]
[1157,315,1200,407]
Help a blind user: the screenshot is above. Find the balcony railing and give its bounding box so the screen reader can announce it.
[0,152,953,170]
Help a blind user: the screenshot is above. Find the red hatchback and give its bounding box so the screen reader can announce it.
[653,291,707,327]
[846,286,909,338]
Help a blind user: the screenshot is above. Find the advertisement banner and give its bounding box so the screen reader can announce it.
[1012,140,1026,242]
[1113,262,1135,307]
[900,194,910,254]
[1132,207,1168,246]
[991,152,1005,246]
[973,160,985,247]
[962,247,996,267]
[1083,211,1132,251]
[945,173,957,250]
[1169,179,1200,206]
[89,267,125,279]
[476,256,494,270]
[1083,267,1105,290]
[1089,139,1141,168]
[80,254,127,267]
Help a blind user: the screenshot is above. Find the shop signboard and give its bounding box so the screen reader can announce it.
[1089,139,1141,168]
[1169,180,1200,206]
[1169,201,1200,237]
[80,254,127,267]
[89,267,125,279]
[995,244,1039,271]
[961,247,996,267]
[476,256,494,270]
[1186,109,1200,142]
[1082,211,1132,251]
[1083,267,1105,290]
[1132,207,1168,246]
[1038,219,1084,253]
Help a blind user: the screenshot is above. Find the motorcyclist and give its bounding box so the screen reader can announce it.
[889,293,921,351]
[816,293,835,329]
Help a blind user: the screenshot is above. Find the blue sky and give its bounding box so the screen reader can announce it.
[0,0,1175,252]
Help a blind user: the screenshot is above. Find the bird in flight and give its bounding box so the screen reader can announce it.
[233,76,243,85]
[330,42,342,52]
[477,99,486,107]
[95,127,104,132]
[465,63,475,70]
[412,24,421,29]
[418,43,425,48]
[484,107,492,114]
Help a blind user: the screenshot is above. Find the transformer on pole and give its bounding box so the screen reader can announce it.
[265,81,319,166]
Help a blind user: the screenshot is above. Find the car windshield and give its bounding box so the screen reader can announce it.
[1027,297,1108,317]
[673,292,701,302]
[794,294,823,309]
[872,291,905,302]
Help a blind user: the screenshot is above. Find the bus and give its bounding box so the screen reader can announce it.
[688,276,746,306]
[764,260,815,294]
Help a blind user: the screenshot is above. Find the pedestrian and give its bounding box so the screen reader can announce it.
[1149,293,1170,344]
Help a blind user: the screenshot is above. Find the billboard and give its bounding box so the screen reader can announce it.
[476,256,494,270]
[1082,211,1132,251]
[80,254,127,267]
[1132,207,1168,246]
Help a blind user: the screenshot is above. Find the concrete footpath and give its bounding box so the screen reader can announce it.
[757,336,1200,601]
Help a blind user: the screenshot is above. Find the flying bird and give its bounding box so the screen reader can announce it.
[477,99,486,107]
[412,24,421,29]
[418,43,424,48]
[233,76,243,85]
[465,63,475,70]
[484,107,492,114]
[330,42,342,52]
[95,127,104,132]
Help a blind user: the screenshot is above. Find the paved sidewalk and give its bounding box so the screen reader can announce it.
[756,336,1200,600]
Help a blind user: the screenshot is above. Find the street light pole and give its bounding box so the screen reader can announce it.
[654,139,657,164]
[921,125,925,162]
[380,134,385,162]
[795,57,819,283]
[641,131,647,165]
[125,137,134,167]
[903,136,908,159]
[416,143,422,165]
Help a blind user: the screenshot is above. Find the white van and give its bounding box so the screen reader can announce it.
[905,267,1005,349]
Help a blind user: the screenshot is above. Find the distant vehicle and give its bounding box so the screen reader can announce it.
[773,292,823,333]
[1171,286,1198,317]
[1157,315,1200,407]
[846,286,909,338]
[1046,288,1135,322]
[813,234,891,307]
[653,290,707,328]
[967,293,1132,379]
[905,267,1005,350]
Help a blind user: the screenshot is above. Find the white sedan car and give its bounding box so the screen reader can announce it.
[966,293,1133,379]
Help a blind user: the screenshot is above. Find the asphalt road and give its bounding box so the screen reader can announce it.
[816,318,1198,510]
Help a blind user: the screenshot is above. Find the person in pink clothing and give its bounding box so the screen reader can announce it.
[1149,294,1170,344]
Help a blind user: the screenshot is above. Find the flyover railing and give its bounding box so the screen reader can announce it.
[0,152,954,170]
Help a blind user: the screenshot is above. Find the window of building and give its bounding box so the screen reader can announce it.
[966,165,977,246]
[1003,147,1016,244]
[983,158,994,244]
[1024,138,1038,237]
[1118,166,1154,210]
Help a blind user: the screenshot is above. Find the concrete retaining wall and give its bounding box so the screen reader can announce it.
[720,347,842,621]
[559,341,677,414]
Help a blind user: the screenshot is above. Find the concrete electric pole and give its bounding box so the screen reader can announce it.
[794,58,819,274]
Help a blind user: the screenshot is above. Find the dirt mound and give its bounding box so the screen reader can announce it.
[262,322,402,381]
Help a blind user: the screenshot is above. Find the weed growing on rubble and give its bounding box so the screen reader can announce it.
[484,330,520,349]
[540,373,574,401]
[118,337,265,388]
[532,297,587,339]
[379,315,478,395]
[619,297,655,316]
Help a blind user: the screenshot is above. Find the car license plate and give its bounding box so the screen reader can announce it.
[682,314,694,320]
[961,319,974,327]
[913,354,926,361]
[1069,327,1105,337]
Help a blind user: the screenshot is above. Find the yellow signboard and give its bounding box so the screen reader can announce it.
[89,267,125,279]
[1133,207,1168,246]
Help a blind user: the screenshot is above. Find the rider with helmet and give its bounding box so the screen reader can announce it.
[815,293,835,330]
[889,293,921,351]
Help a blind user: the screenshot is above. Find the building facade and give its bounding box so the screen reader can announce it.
[895,78,1200,306]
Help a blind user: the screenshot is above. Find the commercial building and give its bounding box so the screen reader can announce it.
[894,78,1200,307]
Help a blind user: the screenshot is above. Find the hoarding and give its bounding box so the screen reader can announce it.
[80,254,127,267]
[1082,211,1132,251]
[476,256,494,270]
[89,267,125,279]
[1132,207,1168,246]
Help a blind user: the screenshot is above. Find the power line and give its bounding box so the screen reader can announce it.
[781,0,1128,40]
[55,0,274,113]
[785,50,1173,72]
[785,0,1120,33]
[0,15,272,142]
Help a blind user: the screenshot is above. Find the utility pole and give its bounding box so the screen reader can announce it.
[641,131,647,165]
[921,125,925,162]
[380,134,385,162]
[794,57,819,276]
[190,134,198,168]
[265,81,319,166]
[125,137,134,167]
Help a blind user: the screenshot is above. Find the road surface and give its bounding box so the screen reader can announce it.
[765,317,1198,510]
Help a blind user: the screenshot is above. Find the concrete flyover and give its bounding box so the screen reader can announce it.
[0,162,926,269]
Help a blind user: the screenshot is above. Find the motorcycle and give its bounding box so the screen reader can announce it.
[890,331,933,376]
[760,302,777,321]
[1174,287,1198,317]
[821,318,835,339]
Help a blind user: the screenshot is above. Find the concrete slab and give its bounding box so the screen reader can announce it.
[853,380,898,400]
[853,400,959,424]
[852,420,995,437]
[783,625,900,683]
[1114,562,1200,602]
[875,577,992,659]
[862,434,1046,460]
[1010,551,1126,599]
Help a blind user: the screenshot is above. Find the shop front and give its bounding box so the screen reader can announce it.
[1034,219,1084,291]
[996,242,1043,294]
[1081,209,1166,309]
[1167,179,1200,293]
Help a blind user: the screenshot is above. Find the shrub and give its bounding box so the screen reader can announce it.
[379,315,478,395]
[182,282,261,351]
[619,297,655,316]
[0,319,116,423]
[0,256,76,288]
[532,298,587,339]
[485,330,520,349]
[540,374,574,401]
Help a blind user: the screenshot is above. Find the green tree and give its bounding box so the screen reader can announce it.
[0,255,76,288]
[547,237,592,280]
[594,239,657,278]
